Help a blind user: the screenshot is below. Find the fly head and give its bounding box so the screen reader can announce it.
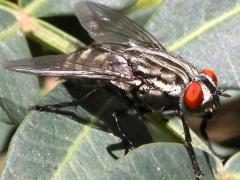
[181,69,229,116]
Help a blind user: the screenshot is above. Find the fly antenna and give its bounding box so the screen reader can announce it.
[218,90,231,98]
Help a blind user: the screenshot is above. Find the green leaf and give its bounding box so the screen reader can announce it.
[98,143,220,180]
[0,8,40,124]
[224,151,240,178]
[1,85,127,179]
[0,105,10,124]
[0,1,83,53]
[145,0,240,89]
[20,0,136,17]
[1,83,223,179]
[0,81,152,178]
[126,0,162,26]
[29,19,82,53]
[145,115,223,169]
[0,122,16,152]
[0,0,137,54]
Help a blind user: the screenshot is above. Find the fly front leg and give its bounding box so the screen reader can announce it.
[180,114,204,178]
[160,107,203,178]
[200,114,217,155]
[160,107,181,118]
[200,118,210,146]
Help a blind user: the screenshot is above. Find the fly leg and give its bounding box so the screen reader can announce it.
[200,115,217,155]
[160,107,181,118]
[160,108,203,178]
[29,100,79,111]
[180,114,204,178]
[158,107,204,178]
[109,86,152,154]
[112,109,136,154]
[29,87,102,112]
[200,118,210,147]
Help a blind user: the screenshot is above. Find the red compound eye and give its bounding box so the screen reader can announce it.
[202,69,217,85]
[184,82,203,110]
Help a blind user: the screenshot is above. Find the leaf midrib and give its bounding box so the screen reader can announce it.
[22,0,46,15]
[144,2,240,52]
[51,99,113,180]
[166,5,240,52]
[0,23,19,41]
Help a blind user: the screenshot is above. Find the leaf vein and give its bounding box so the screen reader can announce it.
[168,5,240,51]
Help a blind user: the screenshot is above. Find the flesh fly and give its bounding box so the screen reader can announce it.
[1,2,230,178]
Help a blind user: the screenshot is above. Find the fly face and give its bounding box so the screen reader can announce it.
[182,68,223,116]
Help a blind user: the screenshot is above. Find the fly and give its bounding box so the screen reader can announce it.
[1,1,230,178]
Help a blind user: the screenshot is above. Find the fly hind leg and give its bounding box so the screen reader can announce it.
[111,105,151,154]
[28,87,102,112]
[112,109,138,154]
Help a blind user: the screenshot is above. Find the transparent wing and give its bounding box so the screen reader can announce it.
[72,1,166,51]
[1,45,139,84]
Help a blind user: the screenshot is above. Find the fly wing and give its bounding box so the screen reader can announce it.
[1,45,140,85]
[72,1,166,51]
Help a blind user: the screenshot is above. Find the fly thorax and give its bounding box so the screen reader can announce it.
[131,77,182,110]
[143,77,182,97]
[136,86,179,110]
[111,79,142,92]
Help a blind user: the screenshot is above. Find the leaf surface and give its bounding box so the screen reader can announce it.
[0,8,39,124]
[145,0,240,88]
[1,85,127,179]
[99,143,219,180]
[224,151,240,178]
[20,0,136,17]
